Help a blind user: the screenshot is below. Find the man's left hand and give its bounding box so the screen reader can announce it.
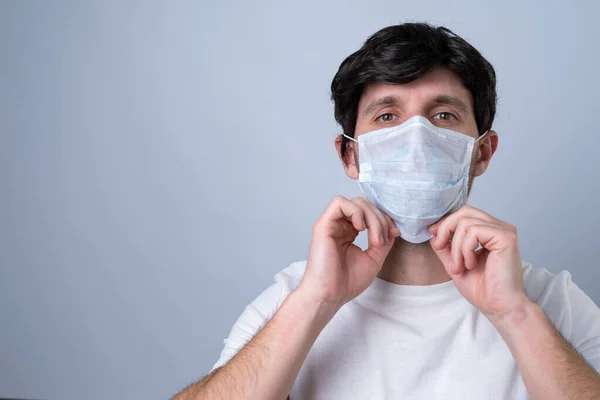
[429,205,531,324]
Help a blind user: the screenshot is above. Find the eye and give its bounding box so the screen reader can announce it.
[433,112,457,121]
[376,113,398,123]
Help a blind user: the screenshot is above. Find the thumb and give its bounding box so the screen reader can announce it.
[429,236,455,275]
[365,236,395,268]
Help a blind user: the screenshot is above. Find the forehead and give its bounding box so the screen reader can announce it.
[358,67,474,114]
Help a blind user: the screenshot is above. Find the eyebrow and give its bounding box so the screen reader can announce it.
[360,93,471,118]
[430,94,470,114]
[361,95,400,118]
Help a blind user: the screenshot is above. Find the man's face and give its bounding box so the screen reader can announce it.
[336,67,498,191]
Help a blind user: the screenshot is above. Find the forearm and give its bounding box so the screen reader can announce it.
[174,286,339,400]
[492,300,600,400]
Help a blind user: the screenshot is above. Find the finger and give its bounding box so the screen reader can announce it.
[365,232,395,267]
[430,215,453,250]
[429,205,497,240]
[355,198,388,244]
[380,212,400,239]
[357,198,395,244]
[464,223,519,253]
[355,201,386,248]
[462,225,485,270]
[450,217,491,274]
[370,203,400,239]
[372,205,393,244]
[430,214,473,251]
[388,220,400,239]
[324,196,366,233]
[432,212,501,253]
[428,216,445,237]
[362,199,400,243]
[382,219,401,243]
[429,235,453,276]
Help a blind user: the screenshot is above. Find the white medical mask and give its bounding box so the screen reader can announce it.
[343,115,487,243]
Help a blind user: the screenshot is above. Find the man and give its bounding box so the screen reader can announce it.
[175,23,600,399]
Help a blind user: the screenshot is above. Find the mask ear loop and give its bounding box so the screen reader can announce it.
[475,130,489,143]
[341,133,362,175]
[341,133,358,143]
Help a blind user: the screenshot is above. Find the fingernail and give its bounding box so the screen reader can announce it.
[450,261,456,274]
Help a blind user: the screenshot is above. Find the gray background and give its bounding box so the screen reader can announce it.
[1,0,598,399]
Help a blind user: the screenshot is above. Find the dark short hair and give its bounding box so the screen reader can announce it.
[331,22,497,159]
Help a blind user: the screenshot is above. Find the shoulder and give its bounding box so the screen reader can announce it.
[521,260,572,308]
[210,261,307,371]
[237,260,307,326]
[273,260,307,294]
[521,261,600,345]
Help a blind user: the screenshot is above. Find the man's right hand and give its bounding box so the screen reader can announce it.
[298,196,400,308]
[175,196,398,400]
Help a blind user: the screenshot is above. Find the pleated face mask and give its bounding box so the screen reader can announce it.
[343,115,487,243]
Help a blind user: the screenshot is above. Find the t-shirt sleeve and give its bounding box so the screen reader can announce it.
[564,275,600,372]
[210,262,305,372]
[526,266,600,372]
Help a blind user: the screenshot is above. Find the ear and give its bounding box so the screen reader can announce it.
[472,130,499,177]
[335,135,359,179]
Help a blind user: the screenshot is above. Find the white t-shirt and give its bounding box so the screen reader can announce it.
[212,261,600,399]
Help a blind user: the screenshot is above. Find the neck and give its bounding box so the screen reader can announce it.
[377,238,451,286]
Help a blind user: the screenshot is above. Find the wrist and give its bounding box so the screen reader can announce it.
[294,283,343,322]
[487,295,540,333]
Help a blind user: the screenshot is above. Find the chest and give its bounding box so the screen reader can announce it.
[292,302,529,399]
